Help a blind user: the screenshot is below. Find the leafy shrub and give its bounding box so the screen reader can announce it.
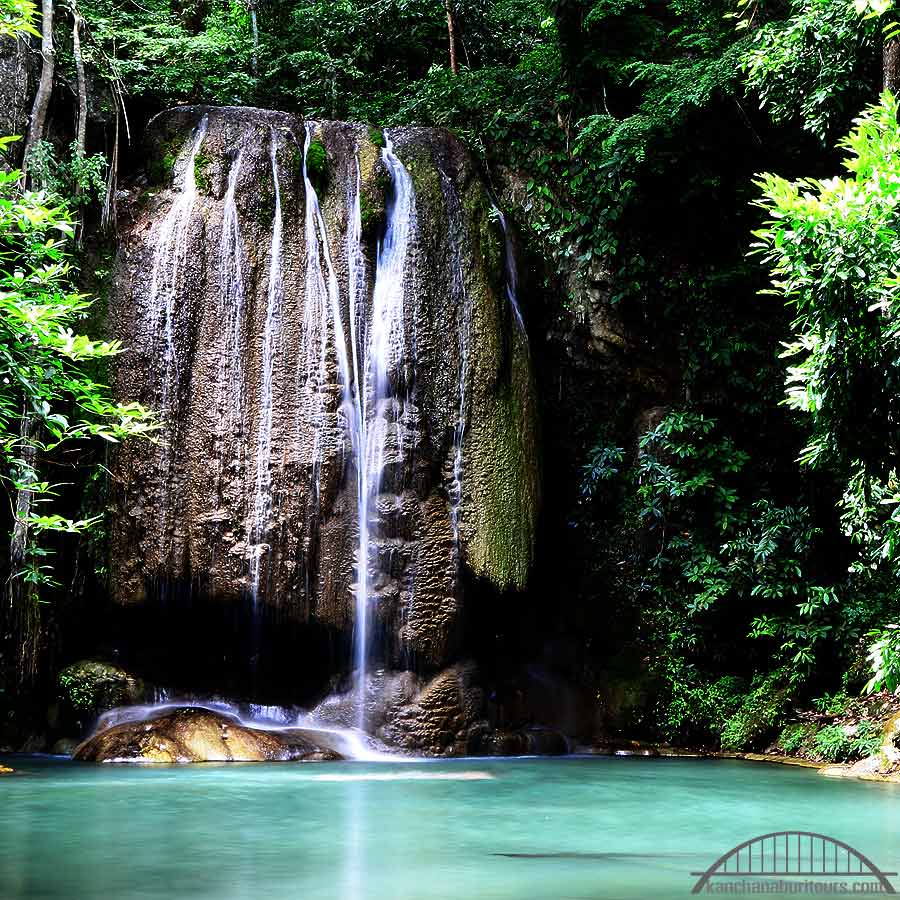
[25,140,107,206]
[865,625,900,694]
[778,722,815,755]
[720,670,792,751]
[812,720,882,762]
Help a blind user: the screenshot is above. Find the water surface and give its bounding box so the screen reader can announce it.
[3,756,899,899]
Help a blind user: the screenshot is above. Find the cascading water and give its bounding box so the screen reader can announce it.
[494,208,527,336]
[301,124,354,507]
[215,148,248,487]
[112,109,539,756]
[247,131,284,604]
[346,158,371,729]
[348,132,417,731]
[149,115,208,412]
[145,114,207,563]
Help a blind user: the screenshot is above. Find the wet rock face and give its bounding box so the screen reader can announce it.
[73,707,343,763]
[110,105,538,674]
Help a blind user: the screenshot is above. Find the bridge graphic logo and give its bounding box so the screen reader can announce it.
[691,831,897,894]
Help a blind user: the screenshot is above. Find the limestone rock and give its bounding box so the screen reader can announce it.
[109,105,539,675]
[73,706,344,763]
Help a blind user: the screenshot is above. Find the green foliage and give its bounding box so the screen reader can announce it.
[626,412,832,665]
[193,151,211,194]
[865,625,900,693]
[778,707,883,760]
[813,720,882,761]
[304,138,328,193]
[754,95,900,475]
[720,670,792,750]
[25,141,108,207]
[0,0,38,38]
[0,159,156,680]
[583,404,847,742]
[778,722,815,754]
[742,0,878,141]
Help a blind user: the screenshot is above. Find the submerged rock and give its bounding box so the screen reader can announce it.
[73,706,344,763]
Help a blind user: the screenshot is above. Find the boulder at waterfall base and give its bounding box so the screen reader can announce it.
[73,707,344,763]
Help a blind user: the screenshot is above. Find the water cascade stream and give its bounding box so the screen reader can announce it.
[301,124,354,509]
[145,115,208,560]
[215,149,248,489]
[247,131,284,605]
[495,208,526,335]
[349,132,417,729]
[149,115,208,410]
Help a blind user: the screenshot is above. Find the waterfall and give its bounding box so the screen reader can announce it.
[443,174,473,555]
[494,208,527,336]
[247,131,284,603]
[346,157,371,729]
[149,115,208,413]
[301,124,354,507]
[369,135,415,401]
[349,132,416,731]
[215,149,248,487]
[145,114,207,565]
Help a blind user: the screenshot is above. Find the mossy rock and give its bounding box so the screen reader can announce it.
[305,137,329,194]
[148,151,176,185]
[193,151,211,193]
[58,660,149,726]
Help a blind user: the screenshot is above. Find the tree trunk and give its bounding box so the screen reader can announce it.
[885,38,900,96]
[22,0,55,181]
[72,4,86,159]
[5,414,40,686]
[445,0,458,75]
[248,0,258,75]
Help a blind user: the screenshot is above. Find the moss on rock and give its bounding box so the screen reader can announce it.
[458,182,539,591]
[148,151,176,185]
[368,125,385,148]
[193,150,211,193]
[305,137,329,194]
[58,660,148,723]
